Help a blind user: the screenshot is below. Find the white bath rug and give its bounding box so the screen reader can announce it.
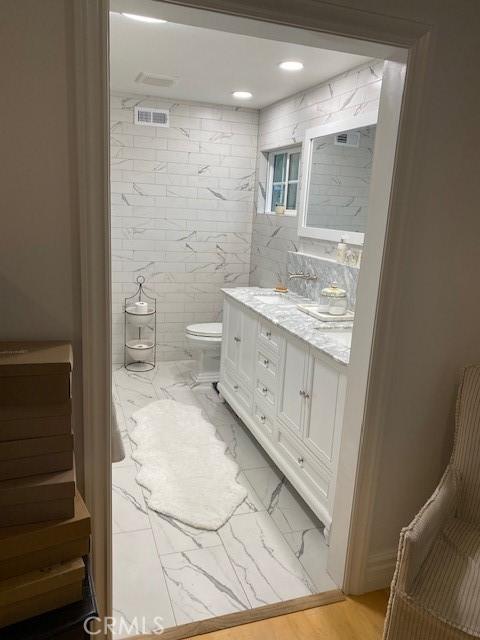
[130,399,247,530]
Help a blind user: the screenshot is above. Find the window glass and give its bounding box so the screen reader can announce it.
[273,153,286,182]
[288,153,300,181]
[271,183,285,209]
[267,147,301,212]
[286,183,297,210]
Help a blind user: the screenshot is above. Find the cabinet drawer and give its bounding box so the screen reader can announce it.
[276,427,330,504]
[256,348,278,384]
[253,400,276,439]
[255,377,276,409]
[221,366,252,414]
[258,320,283,355]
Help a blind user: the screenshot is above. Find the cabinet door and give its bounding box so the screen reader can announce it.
[237,308,257,387]
[222,299,241,372]
[304,354,342,469]
[277,335,308,438]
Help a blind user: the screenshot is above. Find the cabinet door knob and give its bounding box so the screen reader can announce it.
[263,358,269,366]
[233,384,239,390]
[266,331,272,338]
[260,415,266,422]
[299,389,305,396]
[261,386,268,394]
[234,336,241,343]
[304,392,310,399]
[297,457,304,466]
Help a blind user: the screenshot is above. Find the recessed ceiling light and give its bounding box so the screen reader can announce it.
[232,91,253,100]
[121,13,167,23]
[279,61,304,71]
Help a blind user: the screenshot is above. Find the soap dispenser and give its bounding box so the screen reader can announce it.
[335,236,347,264]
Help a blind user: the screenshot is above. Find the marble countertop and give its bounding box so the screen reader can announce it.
[222,287,351,366]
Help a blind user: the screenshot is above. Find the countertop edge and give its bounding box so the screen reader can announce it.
[222,288,350,367]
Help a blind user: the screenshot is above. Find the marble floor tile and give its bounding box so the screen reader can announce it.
[233,472,265,516]
[283,528,338,593]
[113,529,175,637]
[214,417,272,471]
[175,359,197,382]
[114,367,157,395]
[117,387,158,424]
[148,508,221,555]
[112,361,337,635]
[219,511,315,607]
[112,466,150,534]
[152,362,191,399]
[160,386,199,405]
[160,546,249,625]
[244,466,320,533]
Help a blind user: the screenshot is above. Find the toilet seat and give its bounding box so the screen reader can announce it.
[186,322,222,338]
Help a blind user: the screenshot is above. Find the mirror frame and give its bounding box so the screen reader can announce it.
[297,110,379,245]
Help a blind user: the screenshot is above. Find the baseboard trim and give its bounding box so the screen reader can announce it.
[131,589,344,640]
[364,548,398,592]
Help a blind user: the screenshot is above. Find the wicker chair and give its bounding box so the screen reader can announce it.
[383,365,480,640]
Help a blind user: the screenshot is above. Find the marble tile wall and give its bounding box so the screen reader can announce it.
[111,94,258,363]
[287,251,359,309]
[250,60,384,288]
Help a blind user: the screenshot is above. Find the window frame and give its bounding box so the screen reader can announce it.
[265,145,301,215]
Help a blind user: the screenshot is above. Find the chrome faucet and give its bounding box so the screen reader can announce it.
[288,271,318,281]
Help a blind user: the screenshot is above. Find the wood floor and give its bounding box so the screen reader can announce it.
[185,590,389,640]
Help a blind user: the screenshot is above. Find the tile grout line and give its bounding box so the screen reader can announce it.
[216,526,254,611]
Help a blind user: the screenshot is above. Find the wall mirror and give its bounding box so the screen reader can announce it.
[298,112,378,245]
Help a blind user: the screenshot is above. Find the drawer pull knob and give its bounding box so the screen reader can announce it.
[297,457,304,465]
[299,390,305,396]
[266,331,272,338]
[233,384,239,390]
[261,386,268,394]
[260,415,266,422]
[263,359,269,366]
[234,336,241,343]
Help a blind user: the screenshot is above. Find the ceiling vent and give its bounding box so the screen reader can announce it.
[134,106,170,128]
[334,131,360,148]
[135,72,177,88]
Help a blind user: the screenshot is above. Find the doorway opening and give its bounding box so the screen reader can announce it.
[108,1,406,636]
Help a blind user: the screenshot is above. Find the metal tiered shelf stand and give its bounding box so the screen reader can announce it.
[124,275,157,372]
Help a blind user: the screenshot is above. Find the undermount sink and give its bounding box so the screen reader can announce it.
[254,294,292,305]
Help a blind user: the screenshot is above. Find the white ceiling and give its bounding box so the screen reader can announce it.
[109,3,370,109]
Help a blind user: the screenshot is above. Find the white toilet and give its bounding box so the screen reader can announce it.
[185,322,223,384]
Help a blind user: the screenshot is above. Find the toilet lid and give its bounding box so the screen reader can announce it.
[186,322,222,338]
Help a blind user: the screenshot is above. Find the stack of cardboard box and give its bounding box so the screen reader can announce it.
[0,342,91,628]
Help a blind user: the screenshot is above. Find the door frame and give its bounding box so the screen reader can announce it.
[74,0,432,618]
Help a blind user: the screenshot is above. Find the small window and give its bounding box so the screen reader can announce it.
[266,146,301,214]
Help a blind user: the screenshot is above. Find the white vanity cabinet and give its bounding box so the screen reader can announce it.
[220,298,257,412]
[305,354,346,471]
[278,334,309,438]
[219,295,347,538]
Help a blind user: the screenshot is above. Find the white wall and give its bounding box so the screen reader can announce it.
[250,60,383,287]
[110,94,258,363]
[0,0,84,485]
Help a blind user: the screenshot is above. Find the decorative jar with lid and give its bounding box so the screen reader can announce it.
[320,283,348,316]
